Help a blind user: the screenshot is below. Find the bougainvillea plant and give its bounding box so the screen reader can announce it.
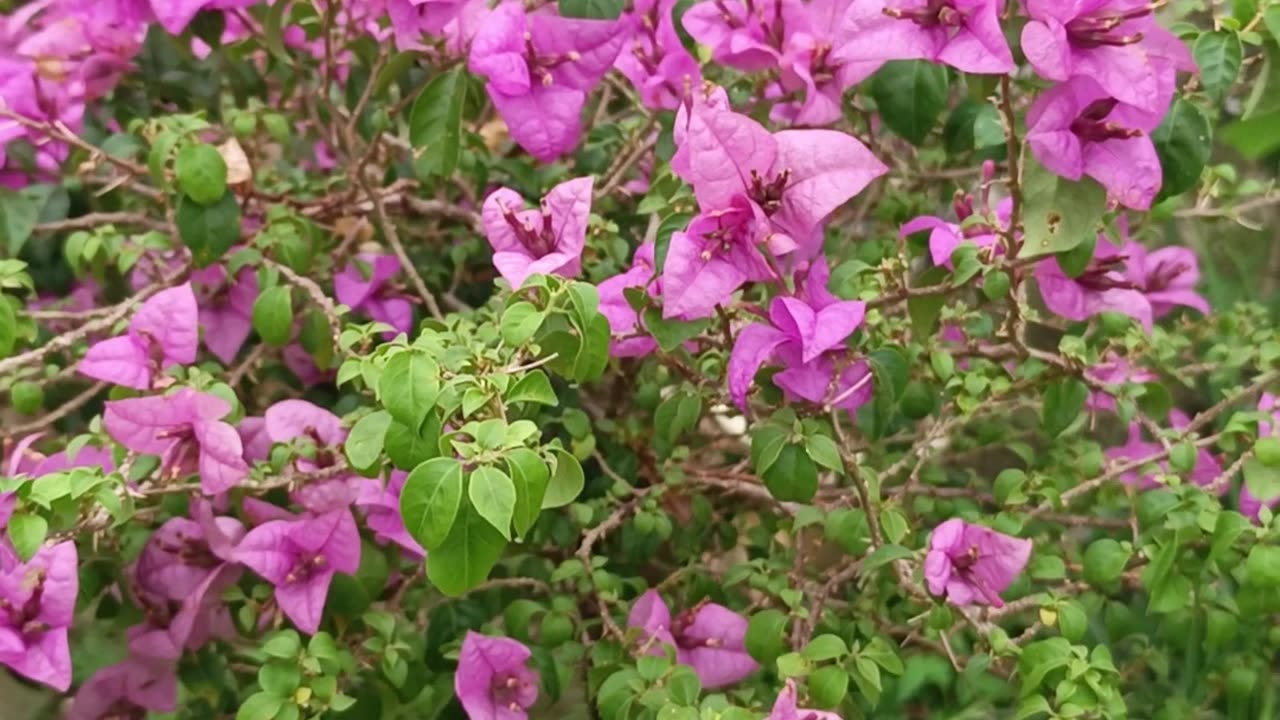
[1,0,1279,717]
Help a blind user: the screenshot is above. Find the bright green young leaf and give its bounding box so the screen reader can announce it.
[469,466,516,540]
[507,448,550,537]
[345,411,391,473]
[379,352,440,432]
[507,370,558,406]
[7,514,47,562]
[543,448,584,508]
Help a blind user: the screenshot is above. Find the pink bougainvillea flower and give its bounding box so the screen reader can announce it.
[104,389,249,495]
[597,241,661,358]
[456,631,540,719]
[192,264,258,365]
[1021,0,1195,114]
[616,0,702,110]
[468,1,626,160]
[356,471,425,559]
[674,98,886,246]
[334,253,414,337]
[236,508,361,634]
[79,283,199,390]
[1085,353,1156,413]
[681,0,783,71]
[627,590,759,688]
[482,176,593,289]
[728,294,869,411]
[265,400,359,512]
[1026,77,1163,210]
[1034,235,1153,331]
[133,503,244,603]
[387,0,468,48]
[68,658,177,720]
[773,0,882,125]
[1120,240,1210,318]
[924,519,1031,607]
[238,416,273,463]
[835,0,1014,74]
[0,541,78,691]
[768,679,842,720]
[902,196,1011,267]
[662,200,779,320]
[283,343,335,387]
[1106,410,1223,493]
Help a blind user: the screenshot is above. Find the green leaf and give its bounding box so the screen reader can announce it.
[1222,110,1280,159]
[745,609,789,665]
[1243,458,1280,500]
[176,192,242,267]
[869,60,949,145]
[850,656,882,706]
[253,286,294,347]
[258,661,301,696]
[7,514,47,562]
[1056,601,1087,642]
[543,448,584,508]
[0,295,16,358]
[642,308,709,353]
[1017,159,1107,258]
[237,692,285,720]
[379,352,440,432]
[426,501,508,596]
[808,666,849,710]
[507,448,549,537]
[763,443,818,502]
[0,188,40,256]
[804,433,843,473]
[385,415,440,470]
[400,457,464,551]
[409,67,468,179]
[501,302,545,345]
[174,143,228,205]
[468,466,516,540]
[345,411,391,473]
[802,634,848,662]
[1041,379,1087,437]
[751,425,789,477]
[262,630,301,659]
[1193,30,1243,100]
[507,370,558,406]
[1152,99,1212,200]
[559,0,626,19]
[1245,544,1280,588]
[861,637,905,675]
[1083,538,1131,586]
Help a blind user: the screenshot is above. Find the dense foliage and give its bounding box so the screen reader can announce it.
[1,0,1279,718]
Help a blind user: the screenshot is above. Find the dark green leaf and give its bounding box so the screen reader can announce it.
[642,308,709,352]
[409,67,468,179]
[763,444,818,502]
[1017,159,1107,258]
[1041,379,1087,437]
[745,609,789,665]
[559,0,626,19]
[176,192,242,267]
[1152,99,1212,200]
[426,501,507,596]
[1193,30,1242,100]
[808,666,849,709]
[869,61,950,145]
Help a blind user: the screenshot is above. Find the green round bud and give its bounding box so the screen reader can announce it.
[10,381,44,416]
[540,612,574,647]
[981,270,1011,301]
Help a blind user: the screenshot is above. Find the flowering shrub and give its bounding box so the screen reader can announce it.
[1,0,1280,718]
